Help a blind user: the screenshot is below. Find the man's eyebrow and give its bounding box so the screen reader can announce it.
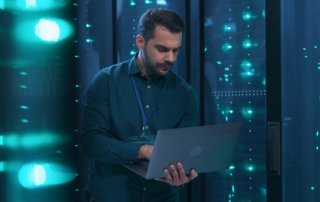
[154,44,181,50]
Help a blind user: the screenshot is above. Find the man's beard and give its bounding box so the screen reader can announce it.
[142,47,174,78]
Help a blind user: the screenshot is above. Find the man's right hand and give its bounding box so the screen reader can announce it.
[137,145,154,160]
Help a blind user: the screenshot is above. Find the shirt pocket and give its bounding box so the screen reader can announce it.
[157,104,185,130]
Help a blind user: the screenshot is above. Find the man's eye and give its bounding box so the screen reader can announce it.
[158,48,166,52]
[173,49,179,53]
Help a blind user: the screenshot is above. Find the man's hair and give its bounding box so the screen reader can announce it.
[137,8,185,44]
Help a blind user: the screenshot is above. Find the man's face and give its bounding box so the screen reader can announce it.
[141,25,182,78]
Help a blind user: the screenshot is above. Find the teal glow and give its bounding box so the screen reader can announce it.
[86,24,92,27]
[242,108,254,117]
[262,78,266,86]
[130,51,137,55]
[216,96,219,99]
[18,162,76,189]
[75,55,80,58]
[20,85,27,88]
[232,185,235,193]
[20,72,27,75]
[242,12,251,20]
[229,166,235,169]
[241,60,252,68]
[229,194,231,199]
[317,131,319,136]
[303,48,306,50]
[26,0,37,8]
[262,10,265,18]
[75,85,81,87]
[230,173,232,176]
[225,68,229,70]
[204,47,207,52]
[20,106,29,109]
[0,0,4,10]
[156,0,167,5]
[224,25,231,31]
[219,78,222,81]
[224,74,229,77]
[242,39,252,48]
[35,19,60,41]
[311,187,314,190]
[217,61,222,64]
[247,72,253,75]
[318,63,320,65]
[230,110,233,113]
[305,56,308,58]
[316,146,318,150]
[315,46,318,48]
[225,78,229,82]
[21,119,29,123]
[75,100,79,102]
[318,67,320,70]
[145,0,153,4]
[248,110,252,114]
[86,39,93,42]
[225,117,228,121]
[130,1,136,6]
[222,43,232,51]
[222,111,225,115]
[217,104,219,106]
[74,3,78,6]
[0,161,3,172]
[0,136,3,146]
[15,18,73,43]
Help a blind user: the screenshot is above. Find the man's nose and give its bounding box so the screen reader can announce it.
[165,51,174,63]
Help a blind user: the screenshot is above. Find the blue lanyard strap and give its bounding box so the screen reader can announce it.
[131,75,168,136]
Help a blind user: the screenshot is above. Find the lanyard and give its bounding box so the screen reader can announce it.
[131,75,168,138]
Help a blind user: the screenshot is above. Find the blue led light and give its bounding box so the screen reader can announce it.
[20,85,27,88]
[20,72,27,75]
[20,106,29,109]
[156,0,167,5]
[21,119,29,123]
[86,24,92,27]
[86,39,93,42]
[145,0,153,4]
[217,61,222,64]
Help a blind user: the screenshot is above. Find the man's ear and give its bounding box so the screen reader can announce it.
[136,35,145,50]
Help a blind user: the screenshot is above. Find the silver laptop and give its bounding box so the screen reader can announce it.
[123,122,244,179]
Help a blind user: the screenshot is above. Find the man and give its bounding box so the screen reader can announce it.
[81,8,199,202]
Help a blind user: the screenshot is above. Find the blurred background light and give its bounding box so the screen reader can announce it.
[26,0,37,8]
[2,132,70,149]
[0,0,4,10]
[15,18,73,43]
[3,0,70,11]
[0,135,3,145]
[222,43,232,51]
[157,0,167,5]
[242,39,252,48]
[242,12,251,20]
[35,19,60,42]
[0,161,4,172]
[18,162,76,189]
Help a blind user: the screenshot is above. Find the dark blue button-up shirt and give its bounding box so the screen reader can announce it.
[81,54,199,202]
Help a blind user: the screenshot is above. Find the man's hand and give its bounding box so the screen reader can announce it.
[154,162,198,186]
[137,145,154,160]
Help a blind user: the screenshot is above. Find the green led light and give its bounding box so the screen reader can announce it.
[145,0,153,4]
[86,24,92,27]
[20,85,27,89]
[204,47,207,52]
[20,106,29,109]
[217,61,222,65]
[21,119,28,123]
[222,43,232,51]
[20,72,27,75]
[242,39,252,48]
[225,68,229,70]
[86,39,93,43]
[130,51,137,55]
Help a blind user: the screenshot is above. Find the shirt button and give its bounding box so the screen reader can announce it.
[143,187,147,191]
[146,105,149,109]
[145,126,148,129]
[147,85,151,89]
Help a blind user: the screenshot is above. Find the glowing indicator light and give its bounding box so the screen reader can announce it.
[20,85,27,88]
[130,1,136,6]
[303,48,306,50]
[0,136,3,146]
[20,72,27,75]
[157,0,167,5]
[86,24,92,27]
[75,85,81,87]
[262,10,265,18]
[26,0,37,8]
[225,68,229,70]
[226,117,228,121]
[35,19,60,42]
[243,39,252,48]
[249,167,253,171]
[75,100,79,102]
[305,56,308,58]
[248,110,252,114]
[21,119,29,123]
[217,104,220,106]
[130,51,136,55]
[74,3,78,6]
[222,111,225,114]
[317,131,319,136]
[86,39,93,42]
[247,63,251,66]
[75,55,80,58]
[316,146,318,150]
[229,166,235,169]
[34,165,46,185]
[75,189,79,191]
[224,74,229,77]
[219,78,222,81]
[230,173,232,176]
[0,0,4,10]
[204,47,207,52]
[318,67,320,70]
[225,78,229,81]
[248,72,252,75]
[217,61,222,64]
[311,187,314,190]
[232,185,235,193]
[315,46,318,48]
[230,110,233,113]
[145,0,153,4]
[20,106,29,109]
[222,43,232,51]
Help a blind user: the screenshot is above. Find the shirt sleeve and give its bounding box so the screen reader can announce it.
[176,86,199,128]
[80,71,143,164]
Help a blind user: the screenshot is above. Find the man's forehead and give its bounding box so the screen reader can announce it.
[150,25,182,48]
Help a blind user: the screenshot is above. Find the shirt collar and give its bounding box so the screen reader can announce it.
[128,53,171,80]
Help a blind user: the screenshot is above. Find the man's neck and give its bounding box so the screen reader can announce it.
[136,51,151,79]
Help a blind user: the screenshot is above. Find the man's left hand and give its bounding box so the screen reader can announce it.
[154,162,198,186]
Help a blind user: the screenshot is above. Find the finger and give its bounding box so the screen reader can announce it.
[155,177,167,182]
[170,164,180,186]
[186,169,198,181]
[177,162,187,183]
[163,168,173,184]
